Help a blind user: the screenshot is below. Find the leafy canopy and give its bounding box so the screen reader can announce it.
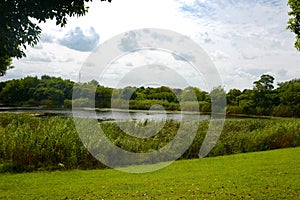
[0,0,111,76]
[253,74,275,91]
[287,0,300,51]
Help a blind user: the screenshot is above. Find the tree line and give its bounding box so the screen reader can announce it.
[0,74,299,117]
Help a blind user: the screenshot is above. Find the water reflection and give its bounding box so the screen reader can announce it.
[0,107,210,121]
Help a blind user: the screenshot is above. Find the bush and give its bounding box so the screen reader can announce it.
[180,101,200,112]
[199,101,211,113]
[226,105,243,115]
[272,105,294,117]
[72,98,91,108]
[64,99,72,108]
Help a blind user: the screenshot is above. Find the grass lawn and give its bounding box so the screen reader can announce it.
[0,147,299,199]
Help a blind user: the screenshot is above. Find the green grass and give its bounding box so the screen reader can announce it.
[0,147,299,199]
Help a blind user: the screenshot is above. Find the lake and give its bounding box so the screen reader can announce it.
[0,107,210,121]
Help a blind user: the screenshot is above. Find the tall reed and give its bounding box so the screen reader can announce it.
[0,113,299,172]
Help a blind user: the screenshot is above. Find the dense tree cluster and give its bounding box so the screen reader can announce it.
[110,86,211,112]
[227,75,300,117]
[0,74,299,117]
[0,75,73,107]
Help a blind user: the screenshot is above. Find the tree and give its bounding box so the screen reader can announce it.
[276,79,300,117]
[253,74,275,91]
[34,87,64,107]
[0,0,112,76]
[121,87,137,100]
[181,86,207,102]
[0,79,23,104]
[95,85,113,108]
[287,0,300,51]
[226,89,242,106]
[237,89,255,114]
[209,86,227,113]
[0,57,13,76]
[252,74,278,115]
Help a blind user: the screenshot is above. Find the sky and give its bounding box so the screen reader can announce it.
[1,0,300,91]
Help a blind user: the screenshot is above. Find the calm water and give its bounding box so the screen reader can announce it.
[0,107,210,121]
[73,109,210,121]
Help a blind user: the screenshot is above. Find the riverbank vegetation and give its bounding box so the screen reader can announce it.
[0,74,299,117]
[0,113,299,172]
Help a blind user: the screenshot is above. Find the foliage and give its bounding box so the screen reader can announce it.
[0,114,104,172]
[210,118,300,156]
[0,0,111,76]
[226,89,242,106]
[0,113,299,172]
[209,86,227,113]
[0,74,300,117]
[226,75,300,117]
[276,79,300,117]
[287,0,300,51]
[181,86,207,102]
[253,74,274,91]
[129,99,180,111]
[0,57,13,76]
[0,76,74,107]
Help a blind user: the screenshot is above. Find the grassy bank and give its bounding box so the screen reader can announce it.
[0,147,299,199]
[0,113,299,172]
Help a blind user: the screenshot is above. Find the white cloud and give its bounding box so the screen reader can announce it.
[59,27,100,52]
[211,50,229,61]
[118,31,140,52]
[177,0,300,90]
[40,33,55,43]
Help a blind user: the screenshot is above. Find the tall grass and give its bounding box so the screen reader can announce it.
[210,118,300,156]
[0,113,299,172]
[0,114,104,172]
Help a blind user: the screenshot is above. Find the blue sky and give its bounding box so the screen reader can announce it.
[1,0,299,91]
